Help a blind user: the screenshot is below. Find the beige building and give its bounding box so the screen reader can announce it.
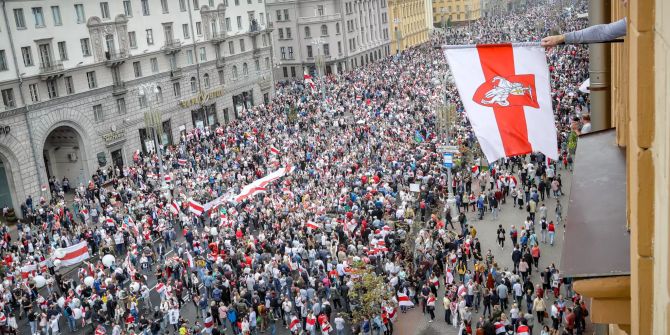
[561,0,670,335]
[388,0,430,55]
[432,0,481,27]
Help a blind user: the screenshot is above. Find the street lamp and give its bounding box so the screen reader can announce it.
[137,82,169,198]
[311,38,327,107]
[441,8,448,29]
[441,73,459,225]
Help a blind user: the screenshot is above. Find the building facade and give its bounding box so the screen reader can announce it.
[423,0,434,33]
[432,0,481,27]
[266,0,391,80]
[0,0,274,214]
[388,0,430,55]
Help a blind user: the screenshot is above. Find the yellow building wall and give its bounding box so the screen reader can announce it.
[432,0,481,26]
[389,0,430,55]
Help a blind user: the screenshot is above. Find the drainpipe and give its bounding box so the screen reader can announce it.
[587,0,611,131]
[2,0,45,199]
[186,0,203,93]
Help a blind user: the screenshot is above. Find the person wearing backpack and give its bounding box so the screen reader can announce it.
[496,225,506,249]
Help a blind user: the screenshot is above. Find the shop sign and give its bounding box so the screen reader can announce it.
[178,89,224,108]
[102,129,126,143]
[0,125,10,136]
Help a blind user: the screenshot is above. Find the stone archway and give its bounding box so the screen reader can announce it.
[0,147,24,217]
[32,109,96,189]
[0,129,33,217]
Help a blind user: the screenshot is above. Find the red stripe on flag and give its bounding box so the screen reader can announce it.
[59,245,89,260]
[476,44,532,156]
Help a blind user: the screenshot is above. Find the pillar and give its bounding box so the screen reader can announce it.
[587,0,611,131]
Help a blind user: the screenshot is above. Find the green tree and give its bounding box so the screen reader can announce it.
[347,263,392,327]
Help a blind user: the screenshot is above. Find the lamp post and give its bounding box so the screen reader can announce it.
[311,38,327,107]
[137,83,168,198]
[441,7,447,29]
[394,18,402,55]
[441,74,459,225]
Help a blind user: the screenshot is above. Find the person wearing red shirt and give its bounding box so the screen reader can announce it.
[548,221,556,246]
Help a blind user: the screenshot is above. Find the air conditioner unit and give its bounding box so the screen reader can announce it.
[68,152,78,162]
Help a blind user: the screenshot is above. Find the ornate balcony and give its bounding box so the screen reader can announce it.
[112,82,127,96]
[211,32,227,44]
[105,51,128,67]
[162,39,182,54]
[39,61,65,80]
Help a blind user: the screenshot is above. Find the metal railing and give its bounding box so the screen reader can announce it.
[163,39,182,50]
[39,60,64,74]
[211,31,227,41]
[105,51,128,61]
[298,13,342,24]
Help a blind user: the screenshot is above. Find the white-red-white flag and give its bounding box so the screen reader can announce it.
[444,43,558,162]
[53,242,90,267]
[397,292,414,307]
[188,199,204,216]
[269,146,281,156]
[304,71,316,93]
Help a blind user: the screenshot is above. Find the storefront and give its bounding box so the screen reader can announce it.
[138,120,173,154]
[191,104,218,130]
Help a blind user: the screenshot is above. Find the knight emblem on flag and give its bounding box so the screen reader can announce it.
[474,75,538,108]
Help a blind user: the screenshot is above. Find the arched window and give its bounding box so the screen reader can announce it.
[321,24,328,36]
[190,77,197,92]
[304,26,311,38]
[232,65,238,79]
[242,63,248,77]
[203,73,210,88]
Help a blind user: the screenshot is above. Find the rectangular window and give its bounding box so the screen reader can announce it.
[259,12,264,25]
[13,9,25,29]
[74,4,85,24]
[218,69,224,85]
[282,67,288,78]
[323,43,330,56]
[57,41,68,60]
[139,95,147,108]
[235,0,239,5]
[186,49,194,64]
[275,10,281,21]
[46,79,58,98]
[278,28,283,39]
[32,7,45,27]
[288,46,293,59]
[123,0,133,16]
[239,39,245,52]
[146,29,154,45]
[338,41,342,55]
[86,71,97,88]
[265,57,270,69]
[0,50,8,71]
[193,0,200,8]
[280,47,285,59]
[114,98,126,114]
[228,41,234,54]
[51,6,62,26]
[225,18,231,31]
[21,47,33,66]
[182,24,190,39]
[128,31,137,48]
[161,0,169,13]
[133,61,142,77]
[286,27,291,39]
[81,38,91,56]
[307,45,313,58]
[100,2,110,19]
[199,47,206,61]
[150,57,158,73]
[141,0,150,15]
[179,0,186,11]
[317,5,324,16]
[1,89,15,108]
[28,83,39,102]
[93,104,104,122]
[64,76,74,94]
[236,16,242,30]
[173,82,181,97]
[196,22,202,35]
[283,9,289,20]
[290,66,296,77]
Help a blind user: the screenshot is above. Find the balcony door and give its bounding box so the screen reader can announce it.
[164,25,174,44]
[38,44,52,67]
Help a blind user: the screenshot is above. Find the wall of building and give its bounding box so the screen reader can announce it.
[267,0,391,80]
[389,0,429,55]
[432,0,481,27]
[653,0,670,333]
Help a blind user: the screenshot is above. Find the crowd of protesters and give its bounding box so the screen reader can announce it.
[0,1,592,335]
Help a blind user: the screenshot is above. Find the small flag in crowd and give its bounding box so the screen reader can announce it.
[178,158,187,166]
[53,242,90,267]
[444,43,558,162]
[188,199,204,216]
[269,146,281,155]
[170,200,180,215]
[304,71,316,93]
[305,221,322,230]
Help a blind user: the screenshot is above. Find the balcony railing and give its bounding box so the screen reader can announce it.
[249,20,261,34]
[112,82,127,96]
[211,31,227,43]
[162,39,182,53]
[298,13,342,24]
[105,51,128,67]
[39,61,64,74]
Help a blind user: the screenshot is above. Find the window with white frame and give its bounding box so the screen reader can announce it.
[86,71,97,88]
[1,89,15,108]
[190,77,197,92]
[0,51,8,71]
[46,79,59,98]
[150,57,158,73]
[13,9,25,29]
[173,82,181,97]
[128,31,137,48]
[21,47,33,66]
[81,38,91,56]
[242,63,248,77]
[116,97,127,114]
[199,47,206,61]
[28,83,39,102]
[100,2,110,19]
[141,0,150,15]
[51,6,62,26]
[123,0,133,16]
[133,61,142,77]
[58,41,68,60]
[32,7,45,27]
[74,4,85,23]
[182,24,190,39]
[93,104,104,122]
[146,29,154,45]
[203,73,210,88]
[64,76,74,94]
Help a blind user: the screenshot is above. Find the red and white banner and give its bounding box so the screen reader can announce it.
[178,158,187,166]
[188,199,204,216]
[516,325,530,335]
[304,71,316,93]
[53,241,90,267]
[397,292,414,307]
[305,221,322,230]
[444,43,558,162]
[494,322,506,334]
[289,316,300,332]
[170,200,180,215]
[269,146,281,155]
